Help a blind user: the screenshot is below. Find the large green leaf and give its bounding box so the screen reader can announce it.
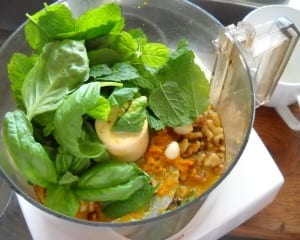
[149,82,191,127]
[22,40,89,120]
[53,82,106,158]
[7,53,37,108]
[2,110,57,187]
[45,185,79,217]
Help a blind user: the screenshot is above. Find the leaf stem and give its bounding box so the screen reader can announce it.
[100,82,123,88]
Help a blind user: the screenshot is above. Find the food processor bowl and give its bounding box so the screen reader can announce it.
[0,0,297,239]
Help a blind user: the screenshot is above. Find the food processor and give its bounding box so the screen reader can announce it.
[0,0,298,239]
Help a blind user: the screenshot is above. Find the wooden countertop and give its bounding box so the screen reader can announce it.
[231,105,300,240]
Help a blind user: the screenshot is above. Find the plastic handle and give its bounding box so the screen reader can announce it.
[276,95,300,131]
[211,17,299,108]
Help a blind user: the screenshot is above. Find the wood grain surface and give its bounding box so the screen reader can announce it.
[231,105,300,239]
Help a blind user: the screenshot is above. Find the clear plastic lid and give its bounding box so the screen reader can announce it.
[211,16,299,107]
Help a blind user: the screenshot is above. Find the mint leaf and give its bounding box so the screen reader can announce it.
[87,96,111,121]
[90,64,112,78]
[7,53,37,108]
[149,82,191,127]
[112,96,148,132]
[97,62,140,82]
[156,41,210,119]
[128,28,148,45]
[103,31,139,61]
[141,43,170,68]
[108,87,139,106]
[22,40,89,120]
[72,3,124,39]
[25,3,75,51]
[147,112,165,131]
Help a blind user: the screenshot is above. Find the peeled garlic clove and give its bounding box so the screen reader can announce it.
[173,124,193,135]
[164,141,180,159]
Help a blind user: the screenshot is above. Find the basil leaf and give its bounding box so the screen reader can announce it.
[22,40,89,120]
[76,175,148,202]
[25,3,76,51]
[45,185,79,217]
[69,158,91,174]
[53,82,105,158]
[103,182,154,218]
[108,87,139,106]
[77,162,140,189]
[55,150,73,175]
[2,110,57,187]
[112,96,147,132]
[149,82,191,127]
[56,148,91,175]
[58,171,79,185]
[7,53,37,108]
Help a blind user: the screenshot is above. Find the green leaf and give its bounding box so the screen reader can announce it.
[147,112,165,131]
[45,185,79,217]
[103,182,154,218]
[2,110,57,187]
[157,41,210,118]
[61,3,124,40]
[141,43,170,68]
[89,64,112,79]
[149,82,191,127]
[25,3,75,51]
[69,158,91,174]
[87,48,121,66]
[77,161,140,189]
[7,53,37,108]
[32,111,55,137]
[58,171,79,185]
[107,31,139,61]
[56,148,91,175]
[76,175,148,202]
[97,62,141,82]
[108,87,139,106]
[128,28,148,46]
[55,150,74,175]
[53,82,106,158]
[112,96,148,132]
[22,40,89,120]
[87,96,111,121]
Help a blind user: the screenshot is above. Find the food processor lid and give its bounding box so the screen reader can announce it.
[0,175,12,217]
